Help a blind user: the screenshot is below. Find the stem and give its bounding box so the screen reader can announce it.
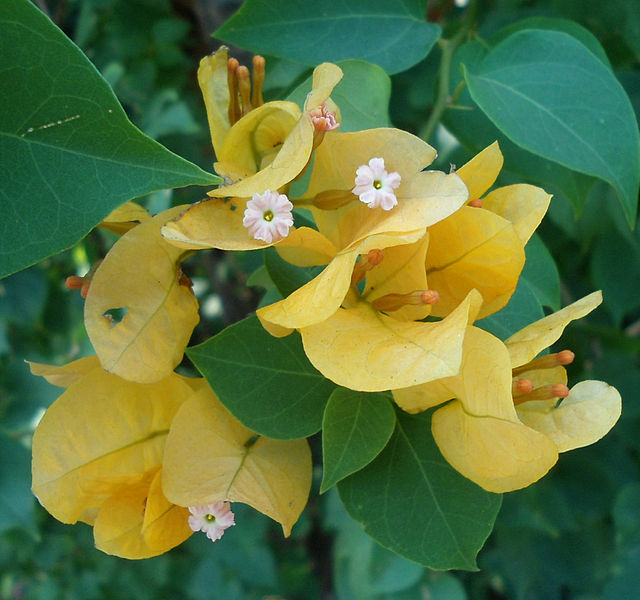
[421,0,477,143]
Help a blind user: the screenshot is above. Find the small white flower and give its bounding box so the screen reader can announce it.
[188,502,235,542]
[243,190,294,243]
[352,157,401,210]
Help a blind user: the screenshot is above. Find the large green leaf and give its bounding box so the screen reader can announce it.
[287,60,392,131]
[590,229,640,326]
[522,234,561,311]
[0,0,220,278]
[0,434,34,534]
[186,315,336,439]
[321,389,396,492]
[215,0,440,75]
[444,40,597,216]
[338,410,502,570]
[465,29,640,227]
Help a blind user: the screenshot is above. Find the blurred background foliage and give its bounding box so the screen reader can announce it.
[1,0,639,598]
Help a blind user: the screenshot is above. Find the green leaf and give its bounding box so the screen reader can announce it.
[522,234,561,311]
[465,29,640,227]
[215,0,441,75]
[287,60,392,131]
[0,434,35,533]
[321,389,396,492]
[264,246,323,298]
[186,315,336,439]
[590,229,640,326]
[476,277,544,341]
[490,17,611,67]
[0,0,220,279]
[444,40,597,216]
[338,410,502,570]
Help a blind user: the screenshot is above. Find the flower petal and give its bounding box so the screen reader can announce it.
[516,380,621,452]
[506,291,603,367]
[432,400,558,493]
[456,141,503,200]
[85,206,199,383]
[299,290,481,391]
[198,47,231,158]
[425,206,524,319]
[362,234,431,321]
[162,386,311,537]
[482,184,551,245]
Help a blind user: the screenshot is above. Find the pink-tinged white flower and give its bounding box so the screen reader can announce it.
[352,157,401,210]
[188,502,235,542]
[243,190,294,243]
[309,102,340,131]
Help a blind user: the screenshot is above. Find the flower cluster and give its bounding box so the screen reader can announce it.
[31,48,621,560]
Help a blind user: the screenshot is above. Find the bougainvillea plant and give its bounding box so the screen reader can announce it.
[3,0,638,574]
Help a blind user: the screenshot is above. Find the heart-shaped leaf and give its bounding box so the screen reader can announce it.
[0,0,220,278]
[338,410,502,570]
[216,0,440,75]
[465,29,640,226]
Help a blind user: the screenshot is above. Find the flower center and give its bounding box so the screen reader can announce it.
[352,157,401,211]
[205,514,215,522]
[263,210,274,222]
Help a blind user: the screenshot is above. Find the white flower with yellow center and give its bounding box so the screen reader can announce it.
[352,157,401,210]
[243,190,294,243]
[188,502,235,542]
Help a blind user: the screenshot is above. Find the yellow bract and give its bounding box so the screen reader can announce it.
[300,289,482,391]
[362,234,431,321]
[517,380,621,452]
[198,46,231,158]
[85,206,199,384]
[505,290,602,367]
[257,128,469,333]
[28,355,100,387]
[394,293,621,493]
[425,207,524,319]
[162,385,311,536]
[98,201,150,235]
[426,142,551,320]
[31,364,193,558]
[162,62,344,251]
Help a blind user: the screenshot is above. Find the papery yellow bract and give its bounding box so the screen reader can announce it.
[299,289,481,391]
[85,206,199,384]
[257,128,469,333]
[98,201,151,235]
[28,355,100,387]
[162,62,343,251]
[198,46,231,158]
[393,292,622,493]
[426,142,551,319]
[162,385,311,537]
[31,363,194,558]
